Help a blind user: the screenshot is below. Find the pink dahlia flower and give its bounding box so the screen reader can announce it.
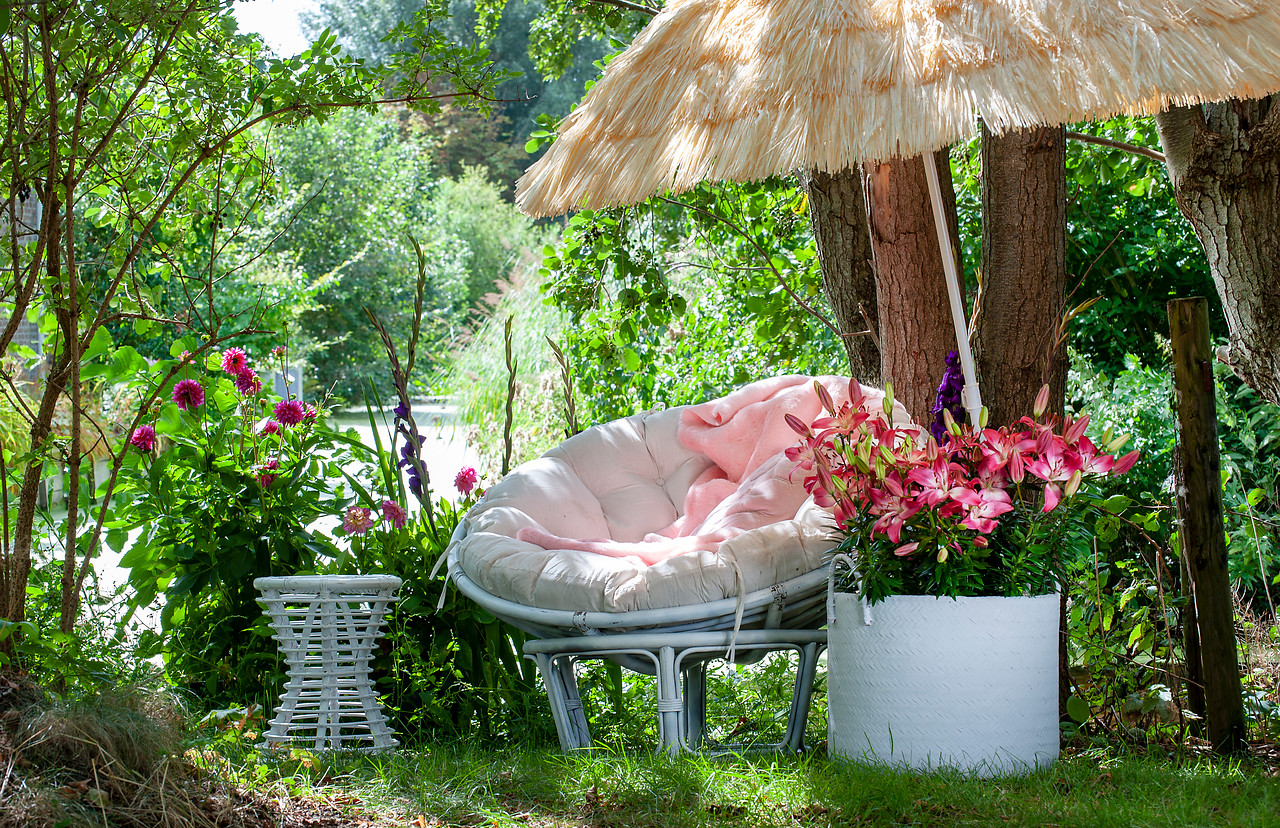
[221,347,248,375]
[381,499,408,529]
[234,368,263,396]
[257,459,280,488]
[172,379,205,411]
[454,466,478,497]
[274,399,305,426]
[129,425,156,452]
[342,506,376,535]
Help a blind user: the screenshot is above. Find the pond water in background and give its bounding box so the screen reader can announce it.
[329,401,479,505]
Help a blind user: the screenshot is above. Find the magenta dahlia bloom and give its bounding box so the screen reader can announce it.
[260,419,282,436]
[271,345,287,358]
[257,458,280,488]
[129,425,156,452]
[454,466,478,497]
[172,379,205,411]
[381,499,408,529]
[234,368,263,396]
[342,505,375,535]
[220,347,248,375]
[274,399,305,426]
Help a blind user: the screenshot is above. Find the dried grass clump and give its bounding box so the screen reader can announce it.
[0,681,277,828]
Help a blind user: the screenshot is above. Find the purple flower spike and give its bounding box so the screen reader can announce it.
[930,350,965,442]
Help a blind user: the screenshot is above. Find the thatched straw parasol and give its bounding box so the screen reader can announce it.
[516,0,1280,417]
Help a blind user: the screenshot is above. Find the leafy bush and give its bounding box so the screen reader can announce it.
[109,339,369,708]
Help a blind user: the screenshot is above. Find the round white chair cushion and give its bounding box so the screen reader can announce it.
[453,406,839,613]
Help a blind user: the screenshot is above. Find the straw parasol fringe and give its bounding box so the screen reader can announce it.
[516,0,1280,217]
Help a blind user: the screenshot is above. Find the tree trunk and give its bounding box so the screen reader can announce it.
[975,124,1069,720]
[863,151,959,421]
[1156,97,1280,406]
[802,167,881,384]
[974,124,1068,426]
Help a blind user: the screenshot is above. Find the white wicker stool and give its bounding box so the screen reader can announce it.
[254,575,402,752]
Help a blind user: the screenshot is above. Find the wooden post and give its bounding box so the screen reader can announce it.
[1168,298,1247,754]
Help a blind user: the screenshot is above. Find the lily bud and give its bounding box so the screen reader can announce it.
[894,542,919,557]
[878,444,897,467]
[1064,469,1083,498]
[972,535,989,548]
[1065,414,1090,444]
[1112,450,1140,476]
[978,406,989,428]
[1033,384,1050,419]
[847,377,865,409]
[1107,433,1131,453]
[814,380,835,415]
[937,545,949,563]
[883,382,895,417]
[785,413,810,436]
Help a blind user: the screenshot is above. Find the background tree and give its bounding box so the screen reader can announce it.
[1157,96,1280,407]
[304,0,608,193]
[0,0,510,654]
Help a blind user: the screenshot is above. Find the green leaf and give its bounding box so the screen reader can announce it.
[1066,695,1091,723]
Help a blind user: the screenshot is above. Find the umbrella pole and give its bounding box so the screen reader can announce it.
[921,151,983,426]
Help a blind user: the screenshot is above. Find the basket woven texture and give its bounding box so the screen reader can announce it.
[255,575,401,752]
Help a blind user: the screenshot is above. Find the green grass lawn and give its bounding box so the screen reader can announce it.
[228,744,1280,828]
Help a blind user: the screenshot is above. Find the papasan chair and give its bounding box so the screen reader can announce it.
[446,375,910,753]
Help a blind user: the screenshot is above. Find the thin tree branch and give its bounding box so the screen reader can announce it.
[658,194,842,339]
[585,0,659,17]
[1065,130,1165,163]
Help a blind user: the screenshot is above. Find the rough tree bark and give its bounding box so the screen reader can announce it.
[975,124,1069,720]
[1156,97,1280,406]
[974,125,1068,427]
[802,168,881,385]
[863,151,960,421]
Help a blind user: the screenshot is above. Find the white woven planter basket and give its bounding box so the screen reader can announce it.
[254,575,401,753]
[827,557,1059,776]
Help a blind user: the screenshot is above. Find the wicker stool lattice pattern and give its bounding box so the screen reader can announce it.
[254,575,401,752]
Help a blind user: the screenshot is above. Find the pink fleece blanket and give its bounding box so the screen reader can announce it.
[517,376,897,565]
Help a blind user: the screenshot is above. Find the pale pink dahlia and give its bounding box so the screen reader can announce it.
[342,506,376,535]
[381,499,408,529]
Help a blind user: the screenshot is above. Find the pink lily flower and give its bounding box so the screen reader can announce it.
[1075,436,1115,475]
[951,485,1014,533]
[978,427,1036,483]
[867,474,922,543]
[907,454,955,506]
[1025,439,1084,512]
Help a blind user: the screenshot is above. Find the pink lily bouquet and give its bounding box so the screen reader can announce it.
[786,379,1140,603]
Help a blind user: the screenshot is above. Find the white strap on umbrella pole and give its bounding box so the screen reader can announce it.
[921,151,983,426]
